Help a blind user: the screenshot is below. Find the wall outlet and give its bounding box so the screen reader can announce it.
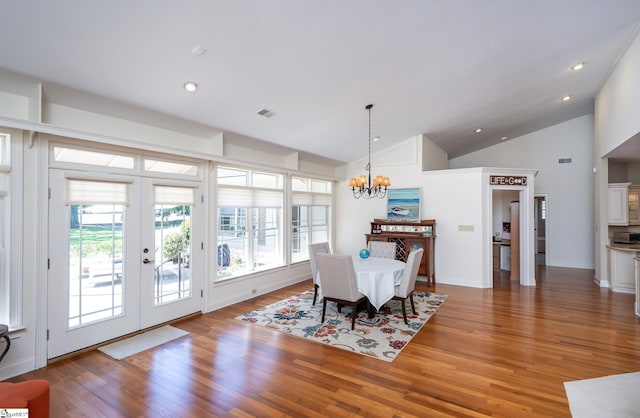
[251,288,257,294]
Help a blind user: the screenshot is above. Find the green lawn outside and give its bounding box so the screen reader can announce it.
[69,226,123,259]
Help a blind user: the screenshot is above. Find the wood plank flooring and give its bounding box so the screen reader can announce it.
[9,266,640,417]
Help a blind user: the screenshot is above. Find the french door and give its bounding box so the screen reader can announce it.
[47,169,203,358]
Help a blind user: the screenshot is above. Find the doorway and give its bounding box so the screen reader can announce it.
[46,144,204,359]
[492,189,519,285]
[534,195,547,266]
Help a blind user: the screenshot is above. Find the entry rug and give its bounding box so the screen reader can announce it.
[564,371,640,418]
[236,289,447,362]
[98,325,189,360]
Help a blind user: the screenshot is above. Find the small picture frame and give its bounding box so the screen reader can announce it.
[386,188,420,220]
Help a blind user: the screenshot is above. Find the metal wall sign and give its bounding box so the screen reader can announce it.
[489,175,527,186]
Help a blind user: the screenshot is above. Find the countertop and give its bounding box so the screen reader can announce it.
[607,242,640,252]
[493,239,510,246]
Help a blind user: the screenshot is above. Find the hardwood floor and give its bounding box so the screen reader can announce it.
[10,266,640,417]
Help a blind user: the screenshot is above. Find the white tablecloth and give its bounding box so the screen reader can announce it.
[352,256,406,310]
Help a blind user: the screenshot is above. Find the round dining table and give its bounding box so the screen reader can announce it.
[352,256,406,311]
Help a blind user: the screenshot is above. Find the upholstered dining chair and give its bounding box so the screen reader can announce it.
[368,241,397,259]
[392,248,424,324]
[308,242,331,305]
[316,253,368,330]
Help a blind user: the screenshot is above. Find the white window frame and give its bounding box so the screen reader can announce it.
[215,165,284,281]
[291,176,332,264]
[49,140,203,183]
[0,130,23,330]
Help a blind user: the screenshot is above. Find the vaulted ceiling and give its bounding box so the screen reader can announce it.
[1,1,640,163]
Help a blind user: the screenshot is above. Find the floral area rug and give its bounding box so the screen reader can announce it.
[235,289,447,362]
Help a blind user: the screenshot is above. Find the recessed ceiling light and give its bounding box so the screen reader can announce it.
[571,62,584,71]
[373,136,381,142]
[500,136,508,141]
[183,82,198,92]
[561,95,572,102]
[475,128,482,133]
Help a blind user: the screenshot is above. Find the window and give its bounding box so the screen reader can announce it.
[216,166,284,279]
[52,144,202,179]
[0,131,17,328]
[65,177,130,328]
[291,177,332,263]
[0,133,9,328]
[53,145,135,169]
[145,159,198,177]
[152,184,195,305]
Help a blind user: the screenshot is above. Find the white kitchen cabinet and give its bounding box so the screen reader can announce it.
[500,245,510,271]
[608,183,631,225]
[629,186,640,225]
[609,247,636,294]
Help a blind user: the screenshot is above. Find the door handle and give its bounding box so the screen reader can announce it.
[143,258,154,264]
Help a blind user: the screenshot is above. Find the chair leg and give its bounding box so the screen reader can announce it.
[351,303,357,330]
[0,334,9,363]
[409,293,416,315]
[321,300,327,324]
[400,299,408,325]
[313,284,318,306]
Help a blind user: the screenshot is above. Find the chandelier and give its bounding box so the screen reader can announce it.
[349,104,390,199]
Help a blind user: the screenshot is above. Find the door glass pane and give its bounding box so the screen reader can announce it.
[154,204,192,305]
[69,204,124,328]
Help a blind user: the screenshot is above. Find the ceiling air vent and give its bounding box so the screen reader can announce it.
[257,108,275,118]
[558,157,573,164]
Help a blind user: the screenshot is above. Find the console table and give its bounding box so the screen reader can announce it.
[365,219,436,284]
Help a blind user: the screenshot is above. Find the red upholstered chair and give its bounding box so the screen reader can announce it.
[0,379,50,418]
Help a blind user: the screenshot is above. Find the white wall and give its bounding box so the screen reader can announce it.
[334,136,421,256]
[422,134,449,171]
[0,92,30,120]
[449,115,595,269]
[334,136,448,257]
[207,264,311,311]
[594,30,640,283]
[595,31,640,157]
[422,168,486,287]
[335,134,540,288]
[421,167,537,288]
[44,103,225,159]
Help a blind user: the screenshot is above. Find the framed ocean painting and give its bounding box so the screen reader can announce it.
[386,188,421,220]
